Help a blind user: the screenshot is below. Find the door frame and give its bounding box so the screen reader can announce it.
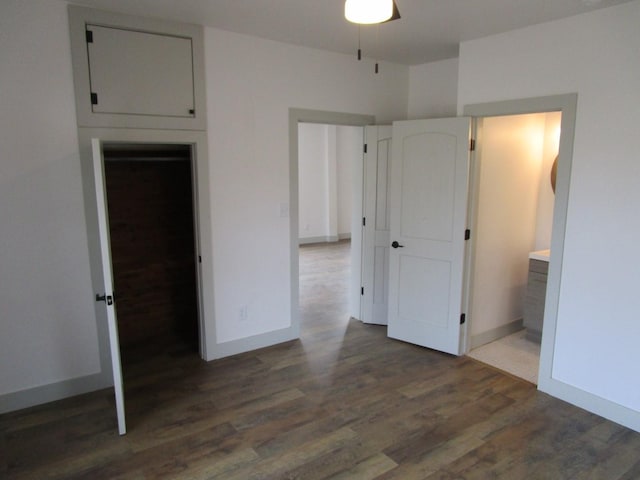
[78,128,216,390]
[288,109,374,336]
[462,94,577,389]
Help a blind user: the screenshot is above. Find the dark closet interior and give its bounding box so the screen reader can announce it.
[103,144,199,360]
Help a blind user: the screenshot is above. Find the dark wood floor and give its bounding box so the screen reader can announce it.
[2,240,640,479]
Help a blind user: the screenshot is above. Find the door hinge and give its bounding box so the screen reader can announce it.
[361,287,364,296]
[465,229,471,241]
[85,30,93,43]
[198,255,202,263]
[362,217,366,227]
[460,313,466,325]
[470,139,476,151]
[90,92,98,105]
[363,144,368,154]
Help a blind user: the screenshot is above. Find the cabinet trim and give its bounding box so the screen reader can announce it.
[68,6,207,131]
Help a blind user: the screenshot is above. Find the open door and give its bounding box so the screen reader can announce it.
[91,138,126,435]
[387,118,472,355]
[361,126,392,325]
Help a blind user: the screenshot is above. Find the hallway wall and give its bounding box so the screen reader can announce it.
[298,124,362,244]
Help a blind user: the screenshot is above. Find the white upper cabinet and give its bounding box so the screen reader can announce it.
[69,7,206,130]
[86,26,195,118]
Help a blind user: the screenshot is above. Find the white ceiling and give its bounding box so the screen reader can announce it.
[68,0,632,65]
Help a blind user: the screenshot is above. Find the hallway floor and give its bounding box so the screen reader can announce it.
[299,240,350,332]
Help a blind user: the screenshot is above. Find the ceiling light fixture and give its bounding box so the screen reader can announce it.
[345,0,401,74]
[345,0,393,24]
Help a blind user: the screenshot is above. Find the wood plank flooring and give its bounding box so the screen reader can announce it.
[2,240,640,479]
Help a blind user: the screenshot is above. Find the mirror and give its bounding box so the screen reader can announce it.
[550,155,558,194]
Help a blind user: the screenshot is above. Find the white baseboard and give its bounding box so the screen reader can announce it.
[212,325,298,360]
[299,236,333,245]
[299,235,350,245]
[539,377,640,434]
[0,326,299,414]
[0,372,110,414]
[469,318,523,350]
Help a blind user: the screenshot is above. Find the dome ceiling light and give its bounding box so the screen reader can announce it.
[344,0,401,73]
[345,0,394,24]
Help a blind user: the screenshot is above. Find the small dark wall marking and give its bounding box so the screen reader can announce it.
[104,152,198,354]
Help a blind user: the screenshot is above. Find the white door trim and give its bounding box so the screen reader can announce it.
[463,94,576,371]
[78,128,216,384]
[288,109,375,337]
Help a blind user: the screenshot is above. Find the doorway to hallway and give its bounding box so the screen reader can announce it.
[296,121,364,336]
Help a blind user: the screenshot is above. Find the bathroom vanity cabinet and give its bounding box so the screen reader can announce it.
[524,251,549,343]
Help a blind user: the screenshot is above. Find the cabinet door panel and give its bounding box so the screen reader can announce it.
[87,25,195,117]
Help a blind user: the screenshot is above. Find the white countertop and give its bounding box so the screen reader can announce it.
[529,249,550,262]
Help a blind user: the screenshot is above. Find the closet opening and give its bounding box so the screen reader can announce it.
[102,143,201,366]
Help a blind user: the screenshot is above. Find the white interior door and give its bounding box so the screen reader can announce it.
[361,126,392,325]
[387,118,472,355]
[91,138,126,435]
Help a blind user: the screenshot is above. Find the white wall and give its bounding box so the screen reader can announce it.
[459,0,640,418]
[535,112,561,251]
[336,126,361,237]
[205,29,408,344]
[470,113,546,340]
[0,1,101,400]
[298,124,361,243]
[298,123,330,240]
[408,58,459,120]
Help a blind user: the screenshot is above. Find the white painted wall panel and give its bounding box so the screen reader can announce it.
[0,0,100,396]
[298,124,329,239]
[298,124,361,242]
[408,58,459,120]
[535,112,561,251]
[336,126,361,237]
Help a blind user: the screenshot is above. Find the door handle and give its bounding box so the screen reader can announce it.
[96,293,114,306]
[391,241,404,249]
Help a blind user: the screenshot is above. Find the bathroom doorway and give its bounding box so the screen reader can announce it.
[466,111,562,384]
